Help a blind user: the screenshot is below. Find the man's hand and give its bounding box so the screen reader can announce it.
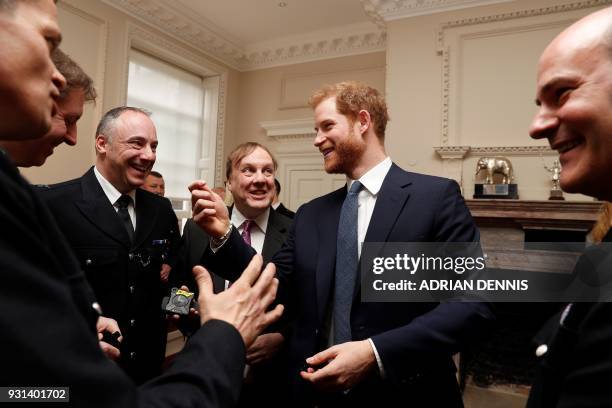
[96,316,122,361]
[247,332,284,365]
[300,340,377,392]
[160,263,171,283]
[193,254,284,348]
[189,180,230,238]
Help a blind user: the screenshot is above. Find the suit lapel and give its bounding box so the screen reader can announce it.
[133,189,159,248]
[364,164,413,243]
[316,187,345,323]
[356,165,412,299]
[75,168,132,248]
[261,209,288,263]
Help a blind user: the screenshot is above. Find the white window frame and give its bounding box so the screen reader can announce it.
[122,23,228,220]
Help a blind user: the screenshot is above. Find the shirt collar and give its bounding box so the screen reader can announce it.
[346,156,392,196]
[231,206,270,234]
[94,165,136,207]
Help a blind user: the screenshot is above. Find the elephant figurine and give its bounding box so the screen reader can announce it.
[475,156,514,184]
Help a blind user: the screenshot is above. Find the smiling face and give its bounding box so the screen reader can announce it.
[227,146,275,220]
[529,14,612,200]
[14,88,85,166]
[0,0,66,140]
[96,111,158,194]
[313,97,366,178]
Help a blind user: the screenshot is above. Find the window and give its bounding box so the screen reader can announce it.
[127,49,209,200]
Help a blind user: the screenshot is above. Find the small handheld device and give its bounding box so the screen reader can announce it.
[101,330,122,348]
[162,287,197,315]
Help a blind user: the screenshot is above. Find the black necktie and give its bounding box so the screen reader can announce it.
[116,194,134,243]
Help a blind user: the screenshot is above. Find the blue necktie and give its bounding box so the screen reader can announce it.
[333,181,362,344]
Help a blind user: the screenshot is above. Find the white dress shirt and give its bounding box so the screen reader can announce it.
[345,156,392,377]
[94,166,136,229]
[231,206,270,254]
[349,156,392,258]
[231,206,270,378]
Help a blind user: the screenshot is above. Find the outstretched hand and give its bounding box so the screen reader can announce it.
[192,255,284,348]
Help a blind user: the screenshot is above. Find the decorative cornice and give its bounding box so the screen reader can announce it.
[361,0,514,22]
[261,118,315,141]
[360,0,389,28]
[102,0,386,71]
[434,145,470,159]
[244,24,386,71]
[469,145,555,156]
[436,145,557,157]
[436,0,612,51]
[103,0,247,67]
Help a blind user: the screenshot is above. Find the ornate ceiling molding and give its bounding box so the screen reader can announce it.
[102,0,385,71]
[360,0,515,21]
[103,0,247,68]
[244,23,386,71]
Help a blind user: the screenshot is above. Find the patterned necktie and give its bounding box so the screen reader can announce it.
[116,194,134,243]
[241,219,253,246]
[333,181,362,344]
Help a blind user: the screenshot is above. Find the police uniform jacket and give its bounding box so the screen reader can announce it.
[38,167,180,383]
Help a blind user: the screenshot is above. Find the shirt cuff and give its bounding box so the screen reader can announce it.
[368,338,385,378]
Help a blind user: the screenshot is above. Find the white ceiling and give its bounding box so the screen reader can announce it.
[171,0,375,45]
[102,0,515,70]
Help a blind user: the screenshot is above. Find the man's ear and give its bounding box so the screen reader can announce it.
[226,176,233,193]
[357,110,372,135]
[95,135,108,155]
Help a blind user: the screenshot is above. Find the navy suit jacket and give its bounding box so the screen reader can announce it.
[204,164,493,407]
